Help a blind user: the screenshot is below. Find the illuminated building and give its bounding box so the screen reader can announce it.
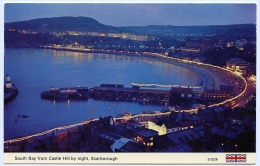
[236,39,247,50]
[8,28,15,32]
[226,58,249,75]
[170,87,194,98]
[134,129,157,148]
[182,38,216,56]
[148,121,181,136]
[203,90,232,101]
[87,32,149,41]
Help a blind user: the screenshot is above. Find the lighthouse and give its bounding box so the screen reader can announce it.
[4,74,18,104]
[5,74,12,89]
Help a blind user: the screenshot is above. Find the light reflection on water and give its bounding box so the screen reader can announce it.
[4,48,199,140]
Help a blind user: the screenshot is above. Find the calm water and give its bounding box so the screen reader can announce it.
[4,48,199,140]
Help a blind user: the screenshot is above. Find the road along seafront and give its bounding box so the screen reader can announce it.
[4,48,250,145]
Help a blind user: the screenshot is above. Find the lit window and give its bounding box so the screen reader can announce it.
[150,137,153,141]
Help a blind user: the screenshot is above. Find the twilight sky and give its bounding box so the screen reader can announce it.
[4,3,257,26]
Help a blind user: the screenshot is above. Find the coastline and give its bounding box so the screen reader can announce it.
[3,47,249,143]
[7,46,230,90]
[37,46,216,90]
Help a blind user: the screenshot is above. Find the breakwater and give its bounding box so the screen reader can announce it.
[41,82,233,107]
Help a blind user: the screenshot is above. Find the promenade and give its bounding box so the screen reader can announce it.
[41,46,249,108]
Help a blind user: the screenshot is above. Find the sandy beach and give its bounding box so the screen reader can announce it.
[132,54,235,91]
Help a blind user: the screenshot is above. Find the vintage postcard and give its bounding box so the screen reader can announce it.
[2,2,257,165]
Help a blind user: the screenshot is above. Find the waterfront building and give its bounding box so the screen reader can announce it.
[202,90,232,101]
[170,85,231,102]
[99,33,107,36]
[121,33,129,39]
[107,33,120,38]
[67,31,82,36]
[193,56,208,63]
[89,32,99,36]
[182,38,216,56]
[226,58,249,75]
[170,86,194,99]
[181,48,201,56]
[84,31,149,41]
[129,34,149,41]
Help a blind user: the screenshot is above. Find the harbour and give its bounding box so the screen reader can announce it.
[4,46,249,142]
[3,47,253,154]
[4,48,201,140]
[41,82,234,105]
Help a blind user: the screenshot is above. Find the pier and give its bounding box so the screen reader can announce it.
[41,83,235,106]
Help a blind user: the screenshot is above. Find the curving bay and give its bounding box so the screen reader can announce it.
[4,48,228,140]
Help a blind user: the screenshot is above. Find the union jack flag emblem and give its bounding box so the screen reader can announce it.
[226,154,246,163]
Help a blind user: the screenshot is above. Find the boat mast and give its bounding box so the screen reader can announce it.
[91,106,95,120]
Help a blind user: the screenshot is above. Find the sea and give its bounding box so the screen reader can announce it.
[4,48,200,140]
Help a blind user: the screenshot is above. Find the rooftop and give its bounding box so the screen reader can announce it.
[167,129,200,145]
[137,129,158,138]
[110,137,130,152]
[227,58,248,64]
